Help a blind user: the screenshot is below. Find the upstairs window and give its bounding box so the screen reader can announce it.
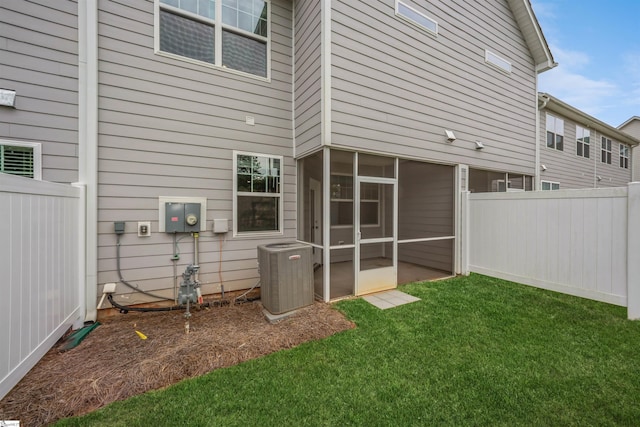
[576,125,590,158]
[0,140,41,180]
[620,144,630,169]
[395,1,438,36]
[158,0,269,78]
[485,50,512,74]
[546,114,564,151]
[234,152,282,235]
[601,137,612,164]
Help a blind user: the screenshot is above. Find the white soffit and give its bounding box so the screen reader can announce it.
[506,0,556,73]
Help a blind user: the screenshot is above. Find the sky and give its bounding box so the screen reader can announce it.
[531,0,640,127]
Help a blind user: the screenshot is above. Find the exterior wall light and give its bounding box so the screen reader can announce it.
[0,89,16,107]
[474,141,484,149]
[445,130,456,142]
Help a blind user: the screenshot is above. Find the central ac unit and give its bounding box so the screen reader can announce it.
[258,242,313,314]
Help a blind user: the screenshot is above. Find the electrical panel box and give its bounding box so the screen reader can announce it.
[165,202,201,233]
[114,221,125,235]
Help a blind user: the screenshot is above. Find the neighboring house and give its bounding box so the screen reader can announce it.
[538,93,640,190]
[1,0,555,315]
[618,116,640,182]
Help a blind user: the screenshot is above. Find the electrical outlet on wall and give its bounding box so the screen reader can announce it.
[138,221,151,237]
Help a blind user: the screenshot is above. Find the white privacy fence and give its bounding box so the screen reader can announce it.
[0,174,85,400]
[467,183,640,319]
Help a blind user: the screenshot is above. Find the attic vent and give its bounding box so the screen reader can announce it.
[485,50,512,74]
[1,144,34,178]
[396,1,438,36]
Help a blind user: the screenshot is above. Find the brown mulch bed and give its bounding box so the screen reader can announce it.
[0,300,354,426]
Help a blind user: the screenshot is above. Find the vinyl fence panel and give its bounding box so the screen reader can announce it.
[468,187,630,308]
[0,174,84,400]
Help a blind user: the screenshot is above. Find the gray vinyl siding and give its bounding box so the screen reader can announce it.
[293,0,322,157]
[540,111,632,189]
[619,120,640,181]
[96,0,294,303]
[0,0,79,183]
[330,0,537,174]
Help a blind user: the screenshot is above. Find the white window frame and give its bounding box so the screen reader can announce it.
[233,151,283,237]
[620,144,630,169]
[484,50,512,74]
[601,137,612,164]
[546,114,564,151]
[330,173,380,228]
[395,0,438,36]
[541,180,560,191]
[154,0,271,81]
[0,139,42,180]
[576,125,590,158]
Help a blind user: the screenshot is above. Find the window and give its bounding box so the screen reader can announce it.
[576,125,590,158]
[157,0,269,78]
[330,175,379,227]
[395,1,438,35]
[330,174,353,226]
[541,181,560,191]
[601,137,612,164]
[485,50,512,74]
[546,114,564,151]
[0,140,41,179]
[620,144,630,169]
[234,152,282,234]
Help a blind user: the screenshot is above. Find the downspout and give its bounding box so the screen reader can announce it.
[593,128,598,188]
[78,0,99,322]
[536,90,550,191]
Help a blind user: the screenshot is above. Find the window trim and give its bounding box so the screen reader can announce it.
[484,49,512,74]
[154,0,271,81]
[0,139,42,180]
[541,180,560,191]
[576,125,590,159]
[395,0,438,36]
[330,173,380,228]
[620,144,630,169]
[546,113,564,151]
[233,150,283,237]
[601,136,612,164]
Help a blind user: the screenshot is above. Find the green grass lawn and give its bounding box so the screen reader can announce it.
[56,274,640,426]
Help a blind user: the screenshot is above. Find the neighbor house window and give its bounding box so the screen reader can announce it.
[601,137,612,164]
[234,152,282,234]
[485,50,512,74]
[620,144,630,169]
[576,125,590,158]
[157,0,269,78]
[0,140,42,180]
[546,114,564,151]
[541,181,560,191]
[395,0,438,35]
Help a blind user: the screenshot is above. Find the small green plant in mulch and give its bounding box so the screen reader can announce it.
[56,274,640,426]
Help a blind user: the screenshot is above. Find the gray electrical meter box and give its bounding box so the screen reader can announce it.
[165,202,201,233]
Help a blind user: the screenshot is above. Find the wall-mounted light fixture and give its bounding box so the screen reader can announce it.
[474,140,484,150]
[540,164,547,171]
[597,175,602,182]
[445,129,456,142]
[0,89,16,107]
